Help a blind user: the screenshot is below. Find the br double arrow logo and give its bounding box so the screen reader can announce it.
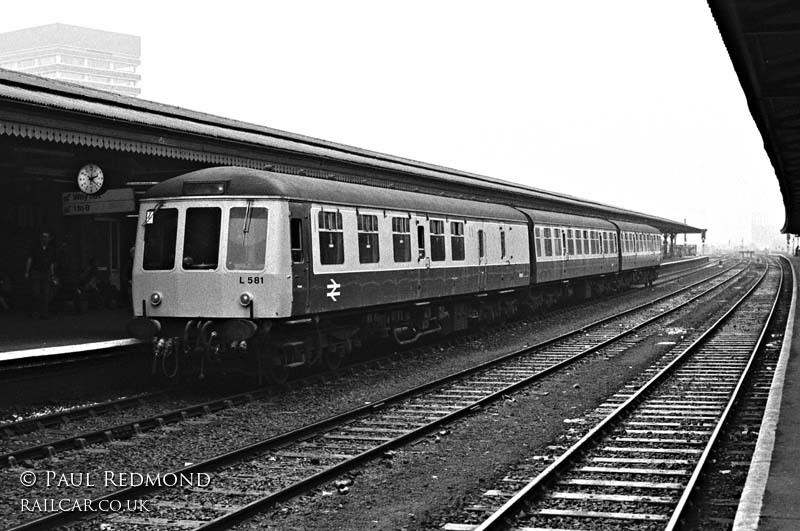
[326,278,341,302]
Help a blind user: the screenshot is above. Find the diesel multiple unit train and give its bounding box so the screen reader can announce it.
[128,166,663,382]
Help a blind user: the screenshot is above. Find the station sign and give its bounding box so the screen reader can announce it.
[62,188,136,216]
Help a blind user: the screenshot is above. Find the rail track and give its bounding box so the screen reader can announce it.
[440,258,782,531]
[7,260,756,530]
[0,261,737,468]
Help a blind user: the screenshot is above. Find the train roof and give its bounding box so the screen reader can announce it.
[143,167,530,223]
[516,209,617,231]
[608,220,661,234]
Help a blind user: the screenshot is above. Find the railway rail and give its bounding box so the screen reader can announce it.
[0,260,735,468]
[443,258,781,531]
[8,260,755,530]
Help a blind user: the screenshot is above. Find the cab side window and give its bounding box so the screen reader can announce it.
[290,219,304,263]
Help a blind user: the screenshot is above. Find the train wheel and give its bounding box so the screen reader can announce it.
[323,345,344,371]
[263,358,288,385]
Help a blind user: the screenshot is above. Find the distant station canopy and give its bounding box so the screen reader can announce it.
[708,1,800,234]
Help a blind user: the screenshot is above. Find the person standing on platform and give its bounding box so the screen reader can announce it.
[24,230,56,319]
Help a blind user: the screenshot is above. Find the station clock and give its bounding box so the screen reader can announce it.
[77,163,104,195]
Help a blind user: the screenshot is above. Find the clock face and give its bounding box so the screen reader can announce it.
[77,164,104,194]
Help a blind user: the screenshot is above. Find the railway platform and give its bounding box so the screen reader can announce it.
[0,256,712,365]
[0,306,137,362]
[734,254,800,530]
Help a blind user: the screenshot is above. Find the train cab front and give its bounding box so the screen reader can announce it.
[127,190,292,382]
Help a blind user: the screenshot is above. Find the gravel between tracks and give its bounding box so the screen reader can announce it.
[0,267,728,529]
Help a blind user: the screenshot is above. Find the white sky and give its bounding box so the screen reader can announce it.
[2,1,784,249]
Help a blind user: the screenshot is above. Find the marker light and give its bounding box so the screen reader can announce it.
[239,292,253,307]
[150,292,162,306]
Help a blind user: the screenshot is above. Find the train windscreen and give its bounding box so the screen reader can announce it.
[182,207,221,270]
[227,207,268,270]
[143,208,178,270]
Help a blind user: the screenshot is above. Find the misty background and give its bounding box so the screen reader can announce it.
[1,1,782,251]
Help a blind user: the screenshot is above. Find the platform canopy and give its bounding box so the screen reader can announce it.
[0,68,701,235]
[708,0,800,234]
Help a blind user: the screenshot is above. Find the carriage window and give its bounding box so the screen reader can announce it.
[553,228,561,256]
[534,227,542,258]
[318,211,344,265]
[478,229,485,259]
[567,229,574,255]
[430,220,445,261]
[392,217,411,263]
[358,214,380,264]
[183,207,221,270]
[290,219,304,263]
[227,207,268,270]
[143,208,178,270]
[543,227,553,257]
[451,221,465,261]
[583,230,590,255]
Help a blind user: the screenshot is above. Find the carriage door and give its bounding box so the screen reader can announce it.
[477,228,487,291]
[289,203,310,314]
[415,221,429,295]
